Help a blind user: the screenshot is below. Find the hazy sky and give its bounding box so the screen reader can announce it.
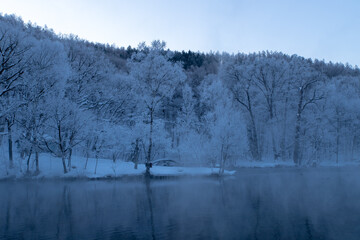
[1,0,360,66]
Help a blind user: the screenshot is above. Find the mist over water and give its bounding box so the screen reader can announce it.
[1,167,360,240]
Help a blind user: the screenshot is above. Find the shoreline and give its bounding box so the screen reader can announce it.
[2,163,360,182]
[0,171,232,182]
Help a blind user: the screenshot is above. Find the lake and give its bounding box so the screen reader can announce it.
[1,167,360,240]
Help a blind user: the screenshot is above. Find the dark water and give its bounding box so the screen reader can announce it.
[1,167,360,240]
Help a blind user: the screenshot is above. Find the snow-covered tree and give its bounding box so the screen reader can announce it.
[201,76,247,172]
[128,40,186,174]
[222,56,262,161]
[290,59,324,165]
[325,75,360,163]
[16,39,69,173]
[43,95,84,174]
[251,53,290,160]
[0,18,32,168]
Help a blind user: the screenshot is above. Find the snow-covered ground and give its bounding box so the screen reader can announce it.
[0,153,235,180]
[234,159,360,168]
[234,161,296,168]
[1,150,360,180]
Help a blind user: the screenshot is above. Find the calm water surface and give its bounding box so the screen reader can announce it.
[1,167,360,240]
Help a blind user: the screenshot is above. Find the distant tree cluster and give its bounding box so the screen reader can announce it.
[0,14,359,174]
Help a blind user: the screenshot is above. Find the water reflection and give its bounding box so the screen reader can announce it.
[1,168,360,240]
[145,177,156,240]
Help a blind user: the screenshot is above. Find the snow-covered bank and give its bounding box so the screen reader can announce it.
[234,160,360,168]
[2,152,360,180]
[0,154,235,180]
[235,161,296,168]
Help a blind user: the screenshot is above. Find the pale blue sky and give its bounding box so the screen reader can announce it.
[1,0,360,66]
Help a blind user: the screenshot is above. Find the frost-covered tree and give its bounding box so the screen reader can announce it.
[174,84,204,163]
[43,95,84,174]
[290,59,324,165]
[0,18,32,168]
[201,76,246,172]
[128,40,186,174]
[222,56,262,161]
[251,53,290,160]
[64,39,113,107]
[16,39,69,173]
[325,75,360,163]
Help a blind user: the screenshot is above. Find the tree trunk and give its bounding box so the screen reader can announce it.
[293,93,303,165]
[26,148,33,173]
[35,151,40,173]
[269,104,279,161]
[67,148,72,171]
[270,125,278,161]
[61,155,68,174]
[249,111,260,161]
[351,135,357,161]
[94,152,99,174]
[84,140,91,169]
[7,121,13,168]
[0,125,4,147]
[219,144,227,175]
[84,152,89,170]
[269,114,278,161]
[336,115,340,164]
[134,139,139,170]
[146,109,154,175]
[280,97,288,161]
[134,159,138,170]
[246,90,261,161]
[219,144,224,175]
[235,90,260,161]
